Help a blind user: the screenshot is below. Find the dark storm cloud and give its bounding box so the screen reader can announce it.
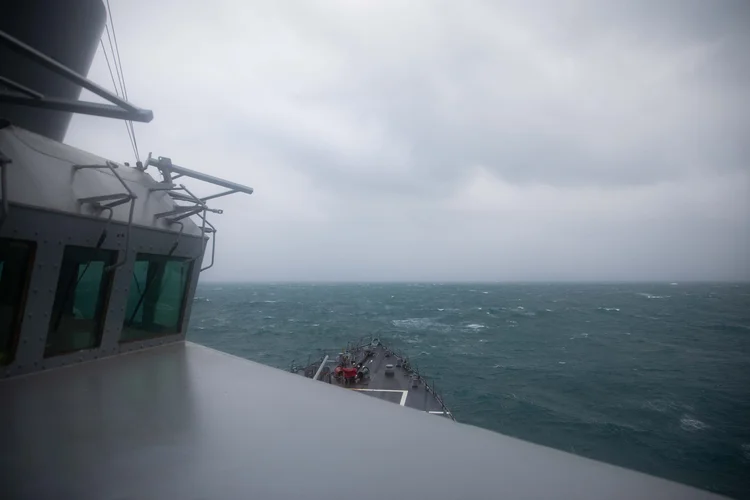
[65,0,750,281]
[210,0,750,198]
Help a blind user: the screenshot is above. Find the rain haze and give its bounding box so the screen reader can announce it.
[66,0,750,282]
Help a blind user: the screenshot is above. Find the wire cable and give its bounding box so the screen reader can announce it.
[100,38,138,161]
[105,0,141,162]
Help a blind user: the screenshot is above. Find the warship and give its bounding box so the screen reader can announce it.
[0,1,723,498]
[292,337,455,419]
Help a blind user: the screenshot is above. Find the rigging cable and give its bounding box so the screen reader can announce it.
[103,0,141,162]
[99,38,138,161]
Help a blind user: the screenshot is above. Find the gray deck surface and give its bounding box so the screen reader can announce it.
[0,341,724,500]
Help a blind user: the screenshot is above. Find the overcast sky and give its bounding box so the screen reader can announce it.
[66,0,750,282]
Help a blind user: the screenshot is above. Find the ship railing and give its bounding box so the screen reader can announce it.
[386,345,456,421]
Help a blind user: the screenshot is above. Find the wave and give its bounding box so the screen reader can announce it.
[465,323,486,330]
[642,399,682,413]
[392,318,451,332]
[705,323,750,333]
[680,415,710,432]
[638,293,670,300]
[597,307,620,312]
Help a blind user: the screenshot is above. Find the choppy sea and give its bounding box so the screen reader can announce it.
[187,282,750,498]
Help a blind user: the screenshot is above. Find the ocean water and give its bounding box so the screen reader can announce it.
[187,283,750,498]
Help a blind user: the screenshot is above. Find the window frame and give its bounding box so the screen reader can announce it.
[44,245,116,358]
[120,253,193,343]
[0,238,36,366]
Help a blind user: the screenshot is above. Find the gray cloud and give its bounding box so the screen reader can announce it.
[65,0,750,281]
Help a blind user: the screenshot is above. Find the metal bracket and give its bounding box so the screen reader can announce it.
[73,161,137,271]
[196,211,217,272]
[0,30,153,123]
[141,153,253,272]
[145,155,253,196]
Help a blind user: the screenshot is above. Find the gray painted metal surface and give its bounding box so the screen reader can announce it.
[0,125,204,236]
[0,122,252,379]
[0,203,204,378]
[0,342,723,500]
[145,155,254,196]
[0,0,106,141]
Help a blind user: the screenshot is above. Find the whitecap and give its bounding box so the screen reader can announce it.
[465,323,485,330]
[482,291,489,294]
[437,308,445,311]
[392,318,451,332]
[570,332,589,339]
[598,307,620,312]
[638,293,670,300]
[478,339,488,343]
[558,361,566,365]
[680,415,710,432]
[263,300,277,303]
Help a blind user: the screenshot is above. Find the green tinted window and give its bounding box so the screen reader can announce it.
[45,246,114,357]
[121,254,192,342]
[0,239,35,365]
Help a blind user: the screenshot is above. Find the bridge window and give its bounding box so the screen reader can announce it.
[45,246,115,357]
[121,254,192,342]
[0,239,35,365]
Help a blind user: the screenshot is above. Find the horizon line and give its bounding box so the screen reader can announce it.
[197,279,749,285]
